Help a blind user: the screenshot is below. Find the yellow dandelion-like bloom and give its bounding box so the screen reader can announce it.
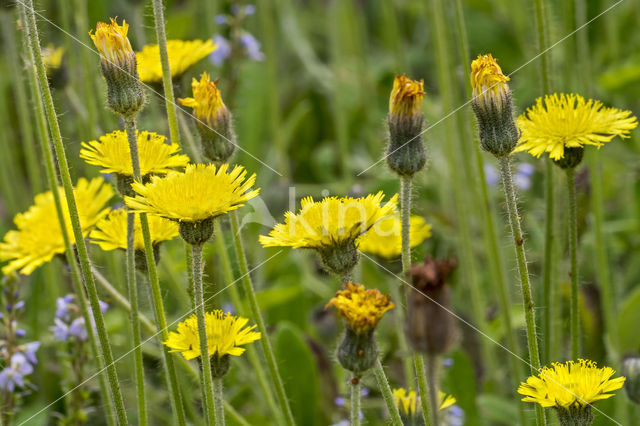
[470,54,511,110]
[136,40,216,84]
[90,209,179,251]
[389,75,425,119]
[125,163,259,223]
[0,178,113,275]
[357,215,431,259]
[42,44,64,71]
[514,93,638,160]
[163,310,261,360]
[80,130,190,177]
[178,72,228,128]
[259,192,398,249]
[89,18,133,66]
[326,283,394,333]
[393,388,456,416]
[518,359,626,409]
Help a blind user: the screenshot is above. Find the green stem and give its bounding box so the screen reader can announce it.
[426,355,440,426]
[229,211,296,426]
[214,221,283,422]
[126,212,147,426]
[123,118,186,425]
[567,168,579,360]
[18,4,116,421]
[397,176,415,385]
[151,0,181,146]
[413,354,430,425]
[350,375,361,426]
[1,10,42,192]
[498,156,546,426]
[213,377,225,426]
[21,1,127,423]
[372,359,402,425]
[191,244,217,425]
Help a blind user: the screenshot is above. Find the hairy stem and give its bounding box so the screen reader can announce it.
[213,377,226,426]
[567,168,579,360]
[414,354,431,425]
[426,355,440,426]
[350,375,361,426]
[372,359,402,425]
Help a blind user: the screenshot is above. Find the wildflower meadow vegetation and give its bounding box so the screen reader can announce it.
[0,0,639,425]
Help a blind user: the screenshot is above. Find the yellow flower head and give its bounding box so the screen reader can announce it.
[326,283,394,333]
[0,178,113,275]
[89,18,134,66]
[136,40,216,84]
[259,192,398,249]
[389,75,425,119]
[179,72,229,128]
[514,93,638,160]
[393,388,456,416]
[90,209,179,251]
[470,54,511,109]
[163,310,261,360]
[80,130,190,177]
[357,215,431,259]
[125,163,259,223]
[518,359,626,409]
[42,44,64,71]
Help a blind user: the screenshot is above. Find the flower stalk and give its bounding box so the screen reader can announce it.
[123,118,187,425]
[350,375,362,426]
[372,359,403,425]
[21,2,128,423]
[566,167,579,360]
[213,377,225,426]
[230,211,296,426]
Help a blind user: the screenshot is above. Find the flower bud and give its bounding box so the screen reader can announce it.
[470,54,518,157]
[386,75,427,177]
[210,353,231,378]
[556,405,593,426]
[179,73,236,164]
[553,146,584,169]
[622,357,640,404]
[407,256,458,355]
[179,218,215,246]
[337,327,377,374]
[90,18,145,117]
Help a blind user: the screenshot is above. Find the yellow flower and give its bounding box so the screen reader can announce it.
[514,93,638,160]
[389,75,425,119]
[42,44,64,71]
[259,192,398,249]
[393,388,417,416]
[393,388,456,416]
[518,359,626,409]
[326,283,394,333]
[357,215,431,259]
[90,209,179,251]
[136,40,216,84]
[163,310,261,360]
[178,72,229,128]
[89,18,134,66]
[125,163,259,223]
[470,54,511,110]
[0,178,113,275]
[80,130,190,177]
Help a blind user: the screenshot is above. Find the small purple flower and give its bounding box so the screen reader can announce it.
[69,318,88,341]
[56,296,72,319]
[240,32,265,61]
[21,342,40,365]
[51,318,69,342]
[214,14,228,25]
[446,404,465,426]
[14,301,25,311]
[484,163,499,187]
[442,358,454,368]
[0,353,34,392]
[515,163,534,191]
[360,387,369,397]
[15,329,26,338]
[244,5,256,15]
[223,303,235,315]
[334,396,346,407]
[210,35,231,66]
[99,300,109,313]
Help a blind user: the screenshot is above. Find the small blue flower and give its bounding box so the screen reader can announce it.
[446,404,465,426]
[15,329,26,338]
[334,396,346,407]
[484,163,499,187]
[240,32,265,61]
[51,317,70,342]
[14,301,25,311]
[360,387,369,397]
[21,342,40,365]
[442,357,454,368]
[99,300,109,313]
[56,296,72,319]
[244,5,256,15]
[214,14,228,25]
[210,35,231,66]
[0,353,34,392]
[69,318,88,341]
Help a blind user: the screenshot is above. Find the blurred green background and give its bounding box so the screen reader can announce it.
[1,0,640,424]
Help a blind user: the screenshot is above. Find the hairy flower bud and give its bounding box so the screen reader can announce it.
[178,217,215,246]
[386,75,427,177]
[179,73,236,164]
[623,357,640,404]
[407,256,458,355]
[90,18,144,117]
[470,54,518,157]
[553,146,584,169]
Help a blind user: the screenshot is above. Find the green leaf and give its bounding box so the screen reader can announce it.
[274,322,321,426]
[616,286,640,353]
[441,350,479,426]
